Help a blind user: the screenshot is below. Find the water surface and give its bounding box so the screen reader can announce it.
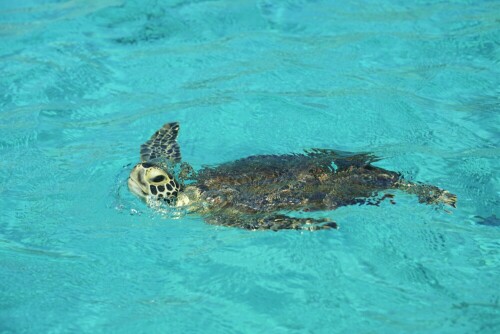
[1,0,499,333]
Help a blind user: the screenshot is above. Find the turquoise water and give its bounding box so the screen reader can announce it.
[1,0,499,332]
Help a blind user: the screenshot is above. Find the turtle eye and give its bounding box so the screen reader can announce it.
[151,175,166,182]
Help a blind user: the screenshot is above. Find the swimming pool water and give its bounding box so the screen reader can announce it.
[1,0,499,333]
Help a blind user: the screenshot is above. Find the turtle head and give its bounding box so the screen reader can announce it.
[128,162,180,204]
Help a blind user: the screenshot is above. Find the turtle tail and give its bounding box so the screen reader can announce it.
[394,180,457,208]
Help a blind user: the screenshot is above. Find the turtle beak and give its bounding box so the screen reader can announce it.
[128,165,149,199]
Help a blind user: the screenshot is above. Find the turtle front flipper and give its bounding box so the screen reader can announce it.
[204,212,338,231]
[140,122,181,163]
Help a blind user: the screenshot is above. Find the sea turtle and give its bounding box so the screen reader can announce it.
[128,122,457,230]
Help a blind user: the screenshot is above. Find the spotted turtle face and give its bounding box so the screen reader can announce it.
[128,163,180,203]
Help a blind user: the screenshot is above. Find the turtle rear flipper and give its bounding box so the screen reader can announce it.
[204,212,338,231]
[435,190,457,208]
[396,181,457,208]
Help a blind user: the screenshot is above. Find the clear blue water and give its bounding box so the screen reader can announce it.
[1,0,499,333]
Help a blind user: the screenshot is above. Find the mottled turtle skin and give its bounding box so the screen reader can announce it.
[129,122,456,231]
